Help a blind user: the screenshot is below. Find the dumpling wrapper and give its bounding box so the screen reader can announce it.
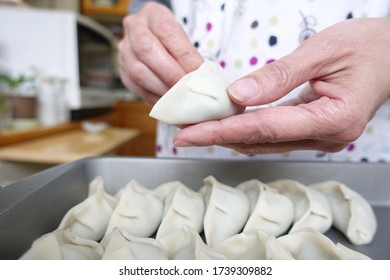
[275,228,371,260]
[201,176,250,247]
[149,60,243,125]
[155,182,205,239]
[213,230,279,260]
[20,229,104,260]
[237,179,294,236]
[57,176,118,241]
[105,180,163,238]
[267,179,333,234]
[100,228,168,260]
[308,180,377,245]
[153,181,191,216]
[158,225,227,260]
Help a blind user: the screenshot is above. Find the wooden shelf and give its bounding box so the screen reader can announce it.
[0,123,81,147]
[0,126,139,164]
[81,0,131,17]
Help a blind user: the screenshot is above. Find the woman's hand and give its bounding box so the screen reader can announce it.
[118,2,203,104]
[174,18,390,154]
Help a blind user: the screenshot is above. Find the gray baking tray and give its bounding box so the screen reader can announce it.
[0,156,389,260]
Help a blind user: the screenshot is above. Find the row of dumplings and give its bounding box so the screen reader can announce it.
[20,225,371,260]
[20,175,377,259]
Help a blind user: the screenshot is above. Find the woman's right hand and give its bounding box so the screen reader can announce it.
[118,2,204,104]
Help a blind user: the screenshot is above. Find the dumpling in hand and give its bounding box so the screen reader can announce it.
[149,60,243,125]
[237,179,294,236]
[201,176,250,247]
[57,176,118,241]
[155,182,205,239]
[105,180,163,238]
[100,228,168,260]
[308,180,377,245]
[267,179,332,234]
[20,229,104,260]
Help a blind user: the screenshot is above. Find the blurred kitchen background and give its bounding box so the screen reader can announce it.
[0,0,157,185]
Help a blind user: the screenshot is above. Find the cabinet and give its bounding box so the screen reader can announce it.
[110,101,157,157]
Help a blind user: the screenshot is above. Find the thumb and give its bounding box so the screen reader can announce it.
[228,56,311,106]
[227,39,339,106]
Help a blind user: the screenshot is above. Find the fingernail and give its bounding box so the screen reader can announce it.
[228,78,260,102]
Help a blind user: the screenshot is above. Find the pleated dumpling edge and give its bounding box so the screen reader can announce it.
[149,60,244,125]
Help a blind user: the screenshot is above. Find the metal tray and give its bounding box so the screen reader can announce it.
[1,156,389,260]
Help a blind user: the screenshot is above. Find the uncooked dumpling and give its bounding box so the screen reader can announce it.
[213,230,290,260]
[308,180,377,245]
[158,225,227,260]
[237,179,294,236]
[20,229,104,260]
[155,182,205,239]
[153,181,192,216]
[100,228,168,260]
[105,180,163,237]
[275,228,371,260]
[201,176,250,246]
[267,179,332,234]
[57,176,117,241]
[149,60,243,125]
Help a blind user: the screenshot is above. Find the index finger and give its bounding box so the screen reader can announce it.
[173,97,359,147]
[146,4,203,73]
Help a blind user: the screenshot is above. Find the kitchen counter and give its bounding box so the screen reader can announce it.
[0,126,140,164]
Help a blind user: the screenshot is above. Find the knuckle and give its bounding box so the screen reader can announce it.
[299,34,357,69]
[317,37,356,59]
[178,49,202,70]
[330,106,366,143]
[252,110,281,143]
[122,14,136,30]
[156,19,182,41]
[121,14,157,59]
[264,60,294,90]
[336,120,365,143]
[164,72,181,88]
[316,114,365,148]
[127,62,148,87]
[315,38,340,58]
[131,29,156,58]
[178,48,192,61]
[300,98,366,145]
